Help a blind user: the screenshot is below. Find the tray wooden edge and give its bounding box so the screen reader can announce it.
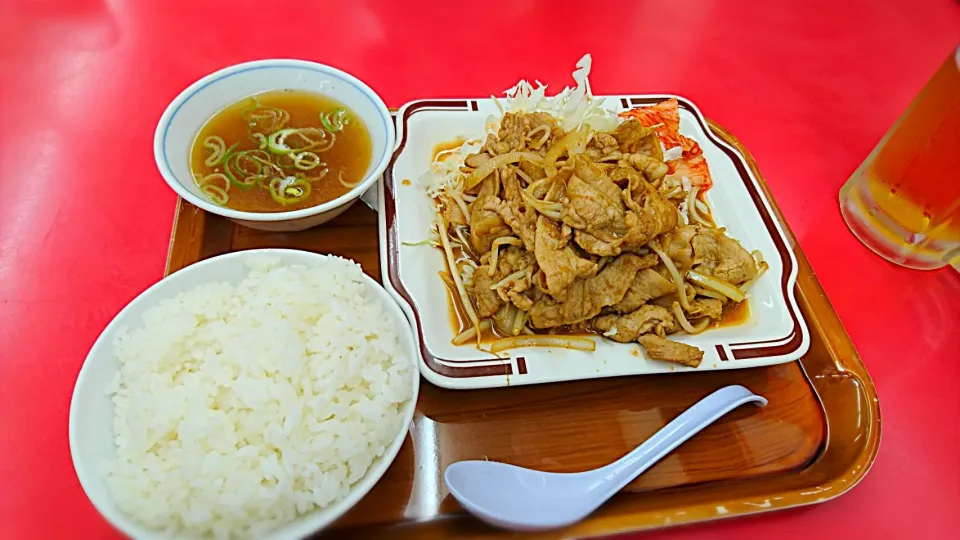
[161,117,881,539]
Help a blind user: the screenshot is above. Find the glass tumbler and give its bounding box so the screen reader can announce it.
[839,47,960,270]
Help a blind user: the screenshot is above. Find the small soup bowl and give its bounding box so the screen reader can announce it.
[155,59,394,231]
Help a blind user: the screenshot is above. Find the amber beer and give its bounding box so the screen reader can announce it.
[840,48,960,270]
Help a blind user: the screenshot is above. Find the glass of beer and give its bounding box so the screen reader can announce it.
[840,47,960,270]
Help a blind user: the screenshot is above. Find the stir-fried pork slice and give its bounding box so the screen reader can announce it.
[480,133,509,156]
[508,291,534,311]
[529,253,645,328]
[637,334,704,367]
[611,119,663,161]
[688,298,723,320]
[534,216,596,297]
[608,166,643,187]
[468,174,511,254]
[494,167,537,250]
[559,155,676,256]
[613,267,677,313]
[489,246,536,303]
[472,266,502,318]
[620,176,678,249]
[662,225,700,269]
[585,132,621,162]
[662,225,758,283]
[593,304,679,342]
[562,174,626,231]
[496,112,564,153]
[623,153,669,184]
[691,228,758,284]
[574,230,622,257]
[558,156,629,256]
[494,245,536,277]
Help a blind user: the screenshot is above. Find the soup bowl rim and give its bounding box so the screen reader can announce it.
[153,58,394,221]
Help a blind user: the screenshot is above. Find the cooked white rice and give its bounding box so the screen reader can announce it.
[104,256,413,539]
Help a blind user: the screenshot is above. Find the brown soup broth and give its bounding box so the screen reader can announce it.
[190,90,372,213]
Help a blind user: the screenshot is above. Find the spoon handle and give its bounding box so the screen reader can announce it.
[599,385,767,495]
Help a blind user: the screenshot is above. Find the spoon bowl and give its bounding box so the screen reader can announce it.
[444,385,767,531]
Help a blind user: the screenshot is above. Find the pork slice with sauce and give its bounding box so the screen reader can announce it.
[495,167,538,250]
[637,334,704,368]
[529,253,645,328]
[468,173,511,255]
[593,304,679,342]
[534,215,596,297]
[612,266,677,313]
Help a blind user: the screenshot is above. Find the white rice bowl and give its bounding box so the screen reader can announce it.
[69,250,418,539]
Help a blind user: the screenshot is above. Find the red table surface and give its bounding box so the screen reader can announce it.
[2,0,959,538]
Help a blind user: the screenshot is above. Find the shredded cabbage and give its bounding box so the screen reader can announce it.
[419,138,483,198]
[663,145,683,161]
[497,54,618,132]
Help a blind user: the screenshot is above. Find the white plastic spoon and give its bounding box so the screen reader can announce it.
[444,384,767,531]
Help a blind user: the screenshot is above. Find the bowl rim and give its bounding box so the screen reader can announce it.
[153,59,395,222]
[68,248,420,539]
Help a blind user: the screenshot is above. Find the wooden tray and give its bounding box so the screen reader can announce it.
[164,121,880,539]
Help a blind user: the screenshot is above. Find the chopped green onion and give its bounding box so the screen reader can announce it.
[201,184,229,205]
[251,133,267,150]
[242,105,289,133]
[196,172,230,192]
[320,108,350,132]
[267,128,334,155]
[249,154,284,176]
[202,136,227,167]
[224,150,269,189]
[293,152,321,170]
[268,176,312,205]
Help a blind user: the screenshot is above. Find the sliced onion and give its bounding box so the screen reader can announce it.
[692,285,729,303]
[488,335,596,353]
[464,152,544,191]
[648,240,692,311]
[526,125,551,149]
[686,270,746,302]
[526,178,552,199]
[543,125,587,176]
[452,320,491,345]
[661,186,682,199]
[511,309,529,336]
[521,191,562,220]
[687,186,714,227]
[514,167,534,185]
[489,269,528,290]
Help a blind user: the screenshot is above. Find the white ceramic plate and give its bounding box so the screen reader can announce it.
[378,96,810,390]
